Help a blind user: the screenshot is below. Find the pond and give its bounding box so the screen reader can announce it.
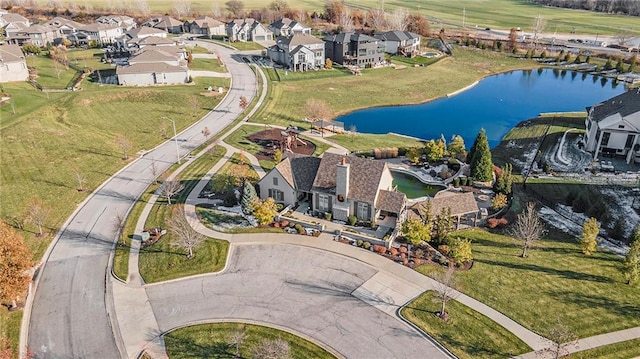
[391,171,445,199]
[338,68,626,148]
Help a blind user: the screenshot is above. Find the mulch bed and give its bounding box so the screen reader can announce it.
[246,129,316,161]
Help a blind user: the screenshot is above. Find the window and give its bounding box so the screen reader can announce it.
[357,202,369,220]
[618,125,625,129]
[318,194,329,212]
[601,132,611,146]
[273,177,278,186]
[625,134,635,148]
[268,189,284,202]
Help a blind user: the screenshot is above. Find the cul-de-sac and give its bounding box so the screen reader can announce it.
[1,1,639,358]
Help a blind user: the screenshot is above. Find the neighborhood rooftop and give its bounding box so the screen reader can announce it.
[587,89,640,121]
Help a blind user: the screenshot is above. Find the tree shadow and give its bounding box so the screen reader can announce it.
[547,289,640,318]
[163,331,236,358]
[474,258,612,283]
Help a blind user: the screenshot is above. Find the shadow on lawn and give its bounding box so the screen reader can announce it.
[474,258,612,283]
[547,289,640,319]
[164,333,236,358]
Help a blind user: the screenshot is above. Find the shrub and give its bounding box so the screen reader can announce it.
[438,244,451,256]
[399,246,408,254]
[413,258,423,266]
[324,212,332,221]
[276,203,285,211]
[289,222,295,228]
[373,148,382,159]
[414,248,425,258]
[389,247,399,256]
[363,242,371,250]
[295,224,304,234]
[453,177,460,187]
[373,245,387,254]
[487,218,499,228]
[273,222,280,228]
[280,220,289,227]
[356,239,363,247]
[348,215,357,226]
[461,177,468,186]
[438,256,447,265]
[492,193,508,210]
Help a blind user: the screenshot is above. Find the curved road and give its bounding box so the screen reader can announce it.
[25,42,258,358]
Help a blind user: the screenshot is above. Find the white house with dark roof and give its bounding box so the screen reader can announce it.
[0,44,28,82]
[266,33,324,71]
[184,16,226,36]
[269,17,311,37]
[374,30,421,56]
[76,23,122,45]
[226,18,272,42]
[584,89,640,164]
[45,17,83,36]
[258,153,407,223]
[142,16,183,34]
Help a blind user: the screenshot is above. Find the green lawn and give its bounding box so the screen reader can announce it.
[217,152,260,184]
[250,47,538,128]
[197,206,285,234]
[402,292,530,359]
[164,322,335,359]
[187,46,211,54]
[572,337,640,359]
[389,55,443,67]
[329,133,425,152]
[208,39,265,51]
[66,48,112,71]
[416,228,640,338]
[0,309,22,357]
[190,58,226,73]
[26,54,79,88]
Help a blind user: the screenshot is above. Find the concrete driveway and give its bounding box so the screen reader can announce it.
[145,244,449,359]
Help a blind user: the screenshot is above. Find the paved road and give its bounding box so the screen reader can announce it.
[145,244,449,359]
[25,42,258,358]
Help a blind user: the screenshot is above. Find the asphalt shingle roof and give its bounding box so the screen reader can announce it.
[376,190,406,214]
[587,89,640,122]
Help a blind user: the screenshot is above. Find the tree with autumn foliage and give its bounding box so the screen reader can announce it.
[0,221,34,309]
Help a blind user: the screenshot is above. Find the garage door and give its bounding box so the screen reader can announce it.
[254,35,265,41]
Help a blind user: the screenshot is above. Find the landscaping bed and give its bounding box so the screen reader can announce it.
[246,129,316,161]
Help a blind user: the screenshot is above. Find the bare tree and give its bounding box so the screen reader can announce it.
[349,124,357,142]
[432,266,459,321]
[304,98,331,121]
[211,3,222,18]
[531,14,546,49]
[540,320,578,359]
[115,134,133,160]
[159,180,185,205]
[134,0,150,15]
[293,8,307,24]
[190,95,199,117]
[167,205,205,259]
[74,169,87,192]
[387,7,408,31]
[368,8,387,31]
[239,95,249,113]
[159,122,169,139]
[112,211,126,245]
[615,28,632,46]
[338,5,353,32]
[26,198,51,237]
[508,202,545,258]
[173,0,191,18]
[227,328,246,358]
[226,0,245,18]
[150,160,159,184]
[201,127,211,139]
[250,338,291,359]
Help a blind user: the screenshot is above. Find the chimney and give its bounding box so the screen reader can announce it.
[336,157,350,202]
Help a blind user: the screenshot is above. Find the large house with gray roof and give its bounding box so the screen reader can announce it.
[269,17,311,37]
[266,33,325,71]
[226,18,273,42]
[184,16,226,36]
[258,153,407,223]
[374,30,421,56]
[584,90,640,164]
[324,32,385,67]
[0,44,28,82]
[142,16,184,34]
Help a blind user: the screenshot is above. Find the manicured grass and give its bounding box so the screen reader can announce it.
[416,228,640,338]
[210,39,265,51]
[402,292,530,359]
[389,55,443,67]
[217,153,260,184]
[66,48,112,71]
[273,66,352,81]
[26,54,79,88]
[250,47,538,128]
[164,322,335,359]
[190,58,226,73]
[187,46,211,54]
[0,309,22,357]
[329,133,425,152]
[572,337,640,359]
[197,207,285,234]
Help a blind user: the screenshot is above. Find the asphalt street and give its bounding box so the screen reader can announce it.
[26,43,258,358]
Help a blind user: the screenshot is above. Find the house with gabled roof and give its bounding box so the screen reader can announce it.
[22,24,60,47]
[584,89,640,164]
[142,16,183,34]
[45,17,83,36]
[226,18,272,42]
[324,32,385,68]
[407,191,480,229]
[75,23,122,45]
[184,16,226,36]
[0,12,30,37]
[266,33,324,71]
[96,15,136,31]
[0,44,28,82]
[374,30,421,56]
[269,17,311,37]
[258,153,407,223]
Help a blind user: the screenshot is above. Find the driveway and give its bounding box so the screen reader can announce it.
[26,42,258,358]
[146,244,449,359]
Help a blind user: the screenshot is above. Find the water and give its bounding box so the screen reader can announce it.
[338,69,625,148]
[391,171,445,199]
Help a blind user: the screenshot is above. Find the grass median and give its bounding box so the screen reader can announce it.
[572,337,640,359]
[416,228,640,338]
[164,322,335,359]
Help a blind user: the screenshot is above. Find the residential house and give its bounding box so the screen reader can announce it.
[142,16,183,34]
[116,62,188,86]
[269,17,311,37]
[119,27,169,50]
[184,16,225,36]
[584,89,640,164]
[407,191,480,229]
[266,33,324,71]
[0,44,28,82]
[128,47,186,67]
[374,30,421,56]
[226,18,273,42]
[96,15,136,31]
[45,17,83,37]
[324,32,385,67]
[258,153,407,223]
[1,12,30,37]
[75,23,123,45]
[22,25,60,47]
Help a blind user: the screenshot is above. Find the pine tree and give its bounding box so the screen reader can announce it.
[495,163,513,195]
[628,54,637,73]
[241,181,257,215]
[580,217,599,255]
[622,226,640,285]
[469,129,493,182]
[615,58,624,72]
[604,57,614,70]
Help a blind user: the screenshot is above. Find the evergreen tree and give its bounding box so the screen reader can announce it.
[469,129,493,182]
[580,217,599,255]
[628,54,638,72]
[448,135,466,160]
[604,57,614,70]
[495,163,514,195]
[622,226,640,285]
[615,58,624,72]
[240,180,257,215]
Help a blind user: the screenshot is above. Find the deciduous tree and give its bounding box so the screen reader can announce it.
[542,320,578,359]
[74,169,87,192]
[115,133,133,160]
[448,237,473,264]
[401,218,431,245]
[273,149,282,163]
[0,221,34,309]
[250,338,291,359]
[227,328,246,358]
[580,217,599,255]
[508,202,545,258]
[447,135,466,160]
[406,14,430,37]
[424,139,444,162]
[304,98,331,121]
[432,266,459,321]
[167,205,205,259]
[239,95,249,113]
[406,146,422,164]
[26,198,50,237]
[251,197,278,226]
[160,180,185,205]
[226,0,245,17]
[622,227,640,285]
[367,8,387,31]
[387,7,408,31]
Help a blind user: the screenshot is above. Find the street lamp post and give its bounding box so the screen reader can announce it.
[162,116,181,164]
